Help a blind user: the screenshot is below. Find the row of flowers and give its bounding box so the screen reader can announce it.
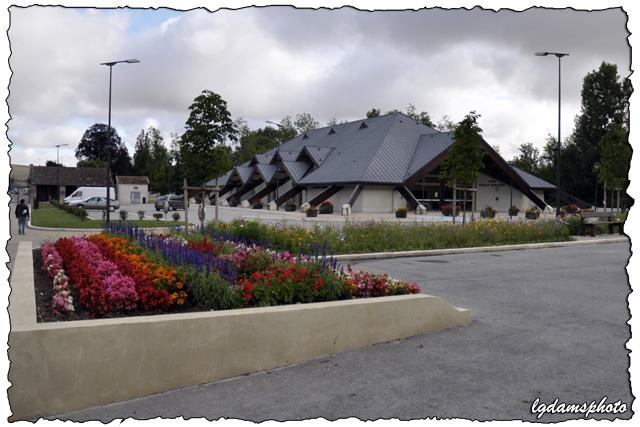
[43,226,422,318]
[41,242,74,315]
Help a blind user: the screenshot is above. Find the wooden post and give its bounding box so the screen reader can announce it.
[215,177,219,227]
[183,178,189,230]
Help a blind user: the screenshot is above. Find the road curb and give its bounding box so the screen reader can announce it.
[333,236,628,261]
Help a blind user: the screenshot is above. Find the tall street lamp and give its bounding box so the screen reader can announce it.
[535,51,569,218]
[266,121,283,202]
[101,58,140,227]
[54,143,68,202]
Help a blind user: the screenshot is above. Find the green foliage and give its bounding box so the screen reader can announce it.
[132,128,154,178]
[442,111,485,187]
[563,216,581,235]
[510,143,542,175]
[207,219,570,255]
[153,212,164,221]
[179,90,237,185]
[75,123,133,176]
[366,108,381,118]
[187,270,241,310]
[137,210,145,220]
[119,210,128,221]
[172,211,181,221]
[237,251,274,278]
[76,207,88,221]
[597,124,630,190]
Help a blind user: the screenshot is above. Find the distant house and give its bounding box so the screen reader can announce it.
[29,165,110,203]
[116,176,149,205]
[207,112,566,214]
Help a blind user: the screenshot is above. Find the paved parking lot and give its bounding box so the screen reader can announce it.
[57,241,632,422]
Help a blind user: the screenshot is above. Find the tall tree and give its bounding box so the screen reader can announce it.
[510,143,541,175]
[366,108,381,118]
[441,112,485,224]
[179,90,237,185]
[132,129,153,178]
[233,126,282,165]
[596,124,631,211]
[75,123,132,177]
[405,103,434,127]
[569,62,630,203]
[435,115,456,132]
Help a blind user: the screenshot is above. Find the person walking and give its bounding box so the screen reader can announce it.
[15,198,29,235]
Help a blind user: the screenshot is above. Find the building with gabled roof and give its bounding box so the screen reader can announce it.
[208,112,562,214]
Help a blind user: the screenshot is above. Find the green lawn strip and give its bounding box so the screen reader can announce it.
[31,203,172,229]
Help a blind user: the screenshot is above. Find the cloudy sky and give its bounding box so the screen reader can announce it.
[4,1,633,168]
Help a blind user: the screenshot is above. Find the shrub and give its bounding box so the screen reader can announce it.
[172,211,181,221]
[319,201,333,214]
[284,200,297,211]
[525,207,540,219]
[77,207,88,221]
[119,210,128,221]
[395,207,407,218]
[188,270,241,310]
[563,216,581,235]
[137,210,145,220]
[441,203,459,217]
[153,212,163,221]
[480,206,496,219]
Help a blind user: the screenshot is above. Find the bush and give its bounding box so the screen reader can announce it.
[284,200,297,212]
[564,216,581,235]
[480,206,496,219]
[188,271,241,310]
[508,206,519,216]
[172,211,181,221]
[153,212,163,221]
[319,201,333,214]
[525,207,540,220]
[137,210,145,220]
[119,210,128,221]
[77,207,88,221]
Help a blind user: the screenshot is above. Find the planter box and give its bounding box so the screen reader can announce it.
[8,242,472,420]
[395,211,407,218]
[284,204,297,212]
[306,210,318,217]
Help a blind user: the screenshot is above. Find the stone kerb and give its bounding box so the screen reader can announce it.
[8,242,473,420]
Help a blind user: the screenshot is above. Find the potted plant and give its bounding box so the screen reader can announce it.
[508,206,519,217]
[252,201,264,209]
[525,207,540,220]
[440,203,459,217]
[284,200,297,212]
[306,205,318,217]
[395,207,407,218]
[480,206,496,219]
[319,201,334,214]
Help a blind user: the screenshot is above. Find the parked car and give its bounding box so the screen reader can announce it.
[67,196,120,211]
[154,194,185,211]
[167,194,185,210]
[154,195,168,211]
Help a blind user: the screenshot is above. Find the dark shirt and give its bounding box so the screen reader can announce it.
[15,203,29,218]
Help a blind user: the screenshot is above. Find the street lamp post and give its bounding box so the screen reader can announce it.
[266,121,283,203]
[54,143,68,202]
[535,51,569,218]
[101,59,140,227]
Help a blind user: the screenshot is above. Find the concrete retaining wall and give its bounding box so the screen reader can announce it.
[8,242,472,420]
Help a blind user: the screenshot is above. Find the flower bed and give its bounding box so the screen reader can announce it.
[41,243,74,315]
[41,226,421,319]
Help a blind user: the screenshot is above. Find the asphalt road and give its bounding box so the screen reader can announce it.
[56,241,633,422]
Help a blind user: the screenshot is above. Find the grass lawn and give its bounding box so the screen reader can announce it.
[31,203,173,229]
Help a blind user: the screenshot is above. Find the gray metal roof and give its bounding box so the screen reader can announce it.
[404,132,455,179]
[512,166,556,189]
[253,153,274,165]
[281,161,312,183]
[301,146,333,165]
[255,163,278,183]
[235,165,254,184]
[276,150,300,162]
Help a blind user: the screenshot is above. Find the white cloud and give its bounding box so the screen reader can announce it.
[6,5,631,167]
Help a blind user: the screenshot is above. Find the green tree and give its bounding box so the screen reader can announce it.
[510,143,541,175]
[366,108,381,118]
[405,103,434,127]
[233,126,282,165]
[435,115,456,132]
[441,112,485,224]
[132,129,153,178]
[139,127,173,194]
[75,123,132,177]
[179,90,237,185]
[569,62,630,203]
[596,124,630,212]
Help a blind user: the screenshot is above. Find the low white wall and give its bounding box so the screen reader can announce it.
[8,242,472,420]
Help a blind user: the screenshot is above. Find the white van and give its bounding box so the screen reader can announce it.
[64,186,115,204]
